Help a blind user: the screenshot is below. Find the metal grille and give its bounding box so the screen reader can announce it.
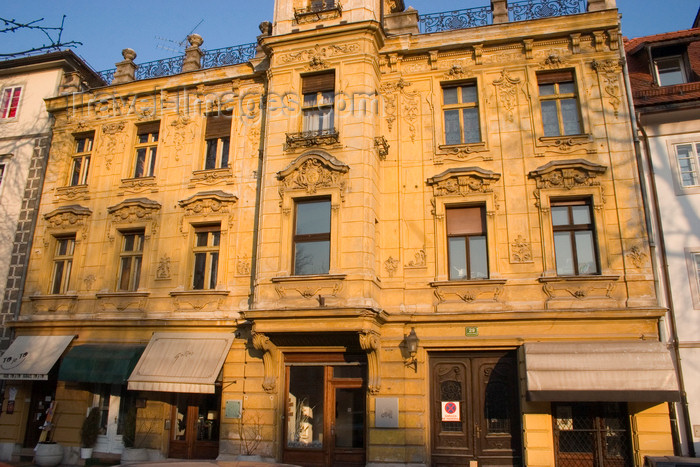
[419,6,492,33]
[554,403,632,467]
[508,0,585,22]
[440,380,462,432]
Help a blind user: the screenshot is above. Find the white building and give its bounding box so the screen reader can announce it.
[0,51,103,351]
[626,22,700,457]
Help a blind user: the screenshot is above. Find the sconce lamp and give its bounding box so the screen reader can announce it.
[403,327,419,372]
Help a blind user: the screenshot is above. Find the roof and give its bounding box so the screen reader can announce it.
[624,28,700,109]
[0,50,105,87]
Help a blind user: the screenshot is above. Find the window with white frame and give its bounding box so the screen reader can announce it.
[192,225,220,290]
[302,71,335,134]
[133,122,159,178]
[442,82,481,146]
[654,56,687,86]
[204,114,231,170]
[675,142,700,187]
[51,236,76,294]
[538,71,582,137]
[117,231,144,292]
[69,134,94,186]
[0,86,22,119]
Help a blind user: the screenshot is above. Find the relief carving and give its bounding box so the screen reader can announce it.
[528,159,606,190]
[44,205,92,232]
[179,190,238,216]
[511,235,532,263]
[406,249,426,268]
[277,151,349,200]
[379,78,411,132]
[359,331,381,394]
[279,44,360,64]
[492,70,521,123]
[385,256,400,278]
[157,255,171,280]
[169,113,194,161]
[108,198,162,223]
[626,245,648,268]
[100,121,126,170]
[427,167,501,197]
[434,284,503,303]
[591,59,623,116]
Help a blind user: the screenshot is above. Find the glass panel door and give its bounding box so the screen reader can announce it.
[169,393,220,459]
[93,384,128,454]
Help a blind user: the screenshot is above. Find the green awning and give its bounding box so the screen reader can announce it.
[58,345,146,385]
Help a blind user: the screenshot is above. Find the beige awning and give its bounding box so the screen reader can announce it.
[128,332,234,394]
[0,335,74,380]
[523,341,680,402]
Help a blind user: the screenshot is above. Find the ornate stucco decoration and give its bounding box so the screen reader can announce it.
[252,332,278,393]
[511,235,533,263]
[359,331,381,394]
[406,249,426,268]
[237,256,251,275]
[30,295,78,314]
[443,64,470,80]
[279,43,359,65]
[626,244,648,268]
[538,133,593,152]
[591,59,623,116]
[538,51,569,69]
[172,294,227,313]
[55,184,89,202]
[44,205,92,230]
[385,256,399,278]
[427,167,501,198]
[190,167,234,187]
[540,277,618,306]
[379,78,412,132]
[528,159,607,190]
[108,198,162,223]
[384,0,405,13]
[156,255,171,280]
[273,279,343,300]
[493,70,521,123]
[178,190,238,216]
[169,113,194,161]
[277,151,349,200]
[374,136,389,160]
[432,281,504,304]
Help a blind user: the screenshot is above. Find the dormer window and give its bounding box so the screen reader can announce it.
[654,56,687,86]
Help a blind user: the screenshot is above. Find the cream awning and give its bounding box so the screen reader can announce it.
[523,341,680,402]
[128,332,234,394]
[0,335,74,380]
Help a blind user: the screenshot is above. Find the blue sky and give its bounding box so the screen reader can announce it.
[2,1,699,72]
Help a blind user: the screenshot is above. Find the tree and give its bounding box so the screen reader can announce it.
[1,15,81,59]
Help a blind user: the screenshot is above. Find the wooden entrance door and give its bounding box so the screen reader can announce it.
[430,351,521,466]
[169,393,220,459]
[283,355,366,467]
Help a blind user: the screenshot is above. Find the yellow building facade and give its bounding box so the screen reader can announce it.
[0,0,681,466]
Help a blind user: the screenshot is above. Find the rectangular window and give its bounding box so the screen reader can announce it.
[293,198,331,275]
[302,72,335,134]
[443,82,481,145]
[675,142,700,187]
[655,56,686,86]
[192,225,220,290]
[118,231,144,291]
[69,134,94,186]
[551,200,599,276]
[133,123,159,178]
[0,86,22,119]
[204,115,231,170]
[51,236,75,294]
[446,206,488,280]
[538,71,582,137]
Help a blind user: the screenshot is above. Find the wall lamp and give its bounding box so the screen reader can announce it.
[402,327,419,372]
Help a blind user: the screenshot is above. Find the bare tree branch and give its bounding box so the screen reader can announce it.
[0,15,83,59]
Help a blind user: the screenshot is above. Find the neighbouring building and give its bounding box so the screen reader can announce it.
[0,0,682,466]
[626,13,700,458]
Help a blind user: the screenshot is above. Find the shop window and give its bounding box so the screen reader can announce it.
[203,114,230,170]
[0,86,22,119]
[553,402,631,467]
[674,142,700,187]
[446,206,488,280]
[293,198,331,275]
[133,122,159,178]
[51,236,75,294]
[302,71,335,135]
[442,82,481,145]
[117,231,144,292]
[192,225,220,290]
[551,199,599,275]
[69,134,94,186]
[538,71,582,137]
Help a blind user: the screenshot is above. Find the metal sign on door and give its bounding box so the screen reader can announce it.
[441,401,460,422]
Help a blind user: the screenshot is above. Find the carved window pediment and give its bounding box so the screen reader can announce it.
[277,151,349,197]
[108,198,162,223]
[44,205,92,229]
[179,190,237,216]
[427,167,500,197]
[528,159,606,190]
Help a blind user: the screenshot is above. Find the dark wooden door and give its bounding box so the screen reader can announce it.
[169,393,220,459]
[23,369,58,447]
[430,351,521,466]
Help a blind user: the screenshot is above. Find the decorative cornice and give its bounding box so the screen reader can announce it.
[427,167,500,197]
[107,198,162,223]
[528,159,607,190]
[277,151,349,198]
[44,205,92,229]
[178,190,238,215]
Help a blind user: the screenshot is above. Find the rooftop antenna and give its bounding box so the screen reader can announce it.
[154,18,204,54]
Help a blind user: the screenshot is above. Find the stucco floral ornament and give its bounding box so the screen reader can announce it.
[277,150,349,199]
[179,190,238,216]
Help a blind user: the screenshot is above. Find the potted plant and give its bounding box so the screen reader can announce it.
[79,407,101,459]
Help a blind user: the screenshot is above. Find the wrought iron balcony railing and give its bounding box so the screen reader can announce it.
[97,42,257,84]
[419,6,492,33]
[508,0,585,22]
